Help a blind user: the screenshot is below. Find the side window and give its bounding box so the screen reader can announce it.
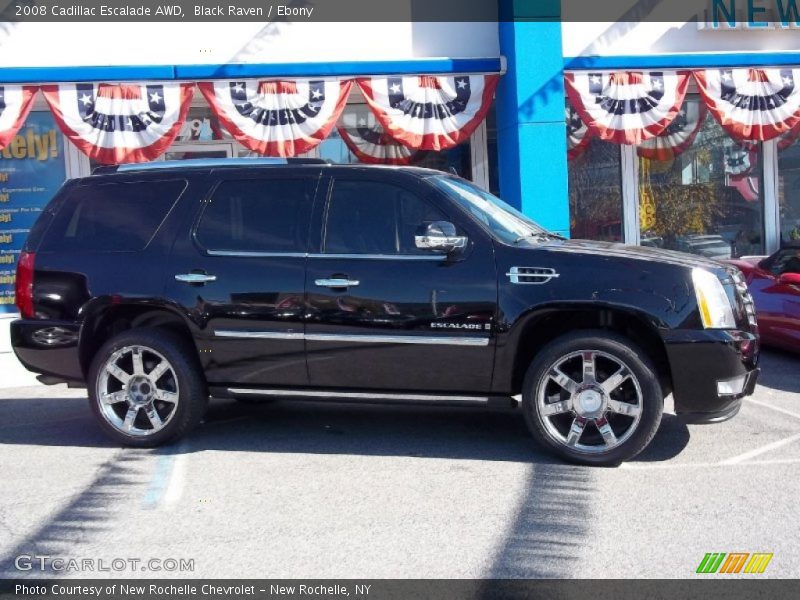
[196,178,315,254]
[40,179,186,253]
[324,180,447,255]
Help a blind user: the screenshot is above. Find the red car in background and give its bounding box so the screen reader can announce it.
[726,242,800,353]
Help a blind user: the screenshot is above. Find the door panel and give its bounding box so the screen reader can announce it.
[305,176,497,392]
[164,171,319,386]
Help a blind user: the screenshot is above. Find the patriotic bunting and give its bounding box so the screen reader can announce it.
[42,82,193,164]
[566,105,593,160]
[199,79,352,157]
[0,85,38,150]
[565,71,690,145]
[724,144,757,177]
[357,75,499,151]
[337,106,418,165]
[694,68,800,142]
[637,101,707,161]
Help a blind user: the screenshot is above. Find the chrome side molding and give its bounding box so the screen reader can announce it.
[226,388,494,404]
[214,330,489,347]
[214,330,304,340]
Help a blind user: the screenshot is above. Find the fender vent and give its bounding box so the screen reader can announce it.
[506,266,560,285]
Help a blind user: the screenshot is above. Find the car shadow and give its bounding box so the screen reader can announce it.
[632,413,691,462]
[0,394,689,464]
[755,348,800,394]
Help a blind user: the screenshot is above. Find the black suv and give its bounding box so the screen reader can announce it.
[11,159,760,465]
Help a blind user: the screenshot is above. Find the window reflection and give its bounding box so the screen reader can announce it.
[779,133,800,245]
[322,103,473,179]
[638,100,764,259]
[568,138,624,242]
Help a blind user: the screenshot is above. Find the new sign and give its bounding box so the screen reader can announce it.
[699,0,800,29]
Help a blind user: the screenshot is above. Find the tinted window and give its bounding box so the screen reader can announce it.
[196,178,315,253]
[324,180,446,254]
[40,180,186,252]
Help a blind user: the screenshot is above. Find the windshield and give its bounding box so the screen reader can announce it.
[429,176,555,244]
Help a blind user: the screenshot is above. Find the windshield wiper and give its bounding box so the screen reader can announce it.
[514,232,565,244]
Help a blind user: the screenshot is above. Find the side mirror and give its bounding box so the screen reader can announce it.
[778,272,800,285]
[414,221,468,254]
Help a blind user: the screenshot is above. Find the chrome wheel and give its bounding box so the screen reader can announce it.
[96,345,180,437]
[536,350,643,455]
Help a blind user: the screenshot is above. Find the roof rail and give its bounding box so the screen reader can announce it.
[91,157,329,175]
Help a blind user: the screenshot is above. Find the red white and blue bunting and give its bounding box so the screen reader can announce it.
[199,79,352,157]
[42,82,193,164]
[337,106,417,165]
[0,85,38,150]
[637,101,707,161]
[694,68,800,142]
[724,144,756,177]
[566,105,593,160]
[357,75,499,151]
[565,71,690,145]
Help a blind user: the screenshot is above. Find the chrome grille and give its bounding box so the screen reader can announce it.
[729,268,758,329]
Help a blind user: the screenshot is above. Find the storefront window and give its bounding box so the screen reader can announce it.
[318,103,472,180]
[779,135,800,244]
[174,106,232,142]
[638,101,764,259]
[568,138,624,242]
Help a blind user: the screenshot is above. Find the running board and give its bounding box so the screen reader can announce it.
[210,386,518,409]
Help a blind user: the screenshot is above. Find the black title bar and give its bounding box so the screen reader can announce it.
[0,0,734,23]
[1,579,798,600]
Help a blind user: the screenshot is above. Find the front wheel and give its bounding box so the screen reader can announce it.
[522,330,663,466]
[88,328,208,447]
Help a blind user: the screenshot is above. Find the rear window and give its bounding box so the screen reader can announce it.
[40,179,186,253]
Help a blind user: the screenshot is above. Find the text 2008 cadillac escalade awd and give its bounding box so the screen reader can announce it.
[10,159,760,465]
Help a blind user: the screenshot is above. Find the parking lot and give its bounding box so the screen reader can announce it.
[0,349,798,579]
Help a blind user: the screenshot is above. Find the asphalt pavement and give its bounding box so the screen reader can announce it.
[0,349,798,579]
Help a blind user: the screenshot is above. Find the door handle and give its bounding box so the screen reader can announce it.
[175,273,217,284]
[315,278,360,288]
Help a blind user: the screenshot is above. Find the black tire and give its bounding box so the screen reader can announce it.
[522,330,663,466]
[88,328,208,447]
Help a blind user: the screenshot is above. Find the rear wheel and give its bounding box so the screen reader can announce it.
[522,330,663,466]
[88,328,207,447]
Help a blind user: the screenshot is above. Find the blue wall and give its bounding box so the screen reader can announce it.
[496,4,569,236]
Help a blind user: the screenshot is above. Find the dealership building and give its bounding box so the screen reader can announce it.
[1,1,800,336]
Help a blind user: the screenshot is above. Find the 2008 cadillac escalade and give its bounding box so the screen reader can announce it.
[10,158,760,465]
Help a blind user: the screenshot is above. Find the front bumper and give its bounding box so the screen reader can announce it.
[663,329,759,424]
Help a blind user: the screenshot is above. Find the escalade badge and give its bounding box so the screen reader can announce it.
[431,323,491,330]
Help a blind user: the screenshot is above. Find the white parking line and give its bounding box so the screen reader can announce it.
[163,451,187,507]
[621,398,800,470]
[746,398,800,421]
[720,431,800,465]
[621,456,800,470]
[142,439,189,509]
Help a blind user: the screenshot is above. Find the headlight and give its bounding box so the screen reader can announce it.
[692,268,736,329]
